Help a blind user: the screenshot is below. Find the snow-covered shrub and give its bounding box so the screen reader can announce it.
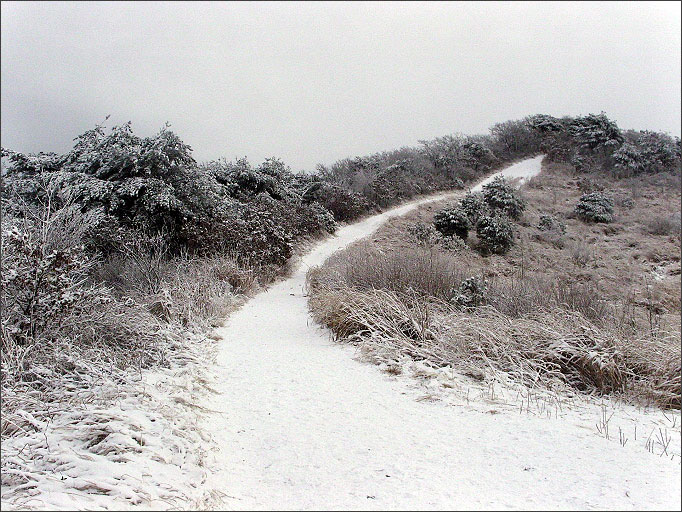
[302,182,372,222]
[613,131,681,177]
[409,222,442,247]
[574,192,614,223]
[305,202,338,234]
[1,226,105,344]
[433,207,470,239]
[418,134,498,184]
[538,214,566,234]
[475,214,515,254]
[536,214,566,248]
[458,191,488,225]
[481,176,526,220]
[527,114,564,135]
[569,112,623,152]
[439,233,469,253]
[453,277,487,308]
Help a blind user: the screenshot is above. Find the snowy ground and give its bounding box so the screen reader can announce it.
[201,155,681,510]
[2,155,679,510]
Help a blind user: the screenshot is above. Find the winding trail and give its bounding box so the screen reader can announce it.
[202,155,680,510]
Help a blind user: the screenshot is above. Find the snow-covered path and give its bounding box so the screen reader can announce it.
[202,155,681,510]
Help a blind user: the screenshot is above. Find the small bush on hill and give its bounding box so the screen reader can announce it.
[439,234,469,253]
[453,277,487,309]
[574,192,614,223]
[538,214,566,234]
[409,222,442,247]
[645,214,681,237]
[481,176,526,220]
[476,214,515,254]
[433,208,470,239]
[458,192,488,225]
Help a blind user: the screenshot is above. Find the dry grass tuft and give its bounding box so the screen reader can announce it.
[309,285,680,407]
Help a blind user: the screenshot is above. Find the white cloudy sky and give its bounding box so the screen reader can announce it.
[1,1,680,171]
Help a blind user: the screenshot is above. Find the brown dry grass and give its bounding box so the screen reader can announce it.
[361,160,681,334]
[307,159,681,408]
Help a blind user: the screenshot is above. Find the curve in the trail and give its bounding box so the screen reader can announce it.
[201,155,680,510]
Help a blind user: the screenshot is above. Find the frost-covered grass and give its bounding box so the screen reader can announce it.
[0,208,266,508]
[1,329,221,509]
[308,284,681,407]
[306,161,682,409]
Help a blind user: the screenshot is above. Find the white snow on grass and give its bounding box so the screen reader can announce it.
[1,330,223,510]
[3,155,679,510]
[201,155,681,510]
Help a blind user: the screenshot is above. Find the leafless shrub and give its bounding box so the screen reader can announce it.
[568,240,592,267]
[645,214,681,237]
[159,254,257,329]
[1,190,255,444]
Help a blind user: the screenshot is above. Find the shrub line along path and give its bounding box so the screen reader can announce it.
[201,155,680,510]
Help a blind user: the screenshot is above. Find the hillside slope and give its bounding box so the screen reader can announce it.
[201,155,680,510]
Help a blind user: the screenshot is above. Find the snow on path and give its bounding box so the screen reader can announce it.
[202,155,680,510]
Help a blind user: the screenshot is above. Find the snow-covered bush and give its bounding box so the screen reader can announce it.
[304,202,338,234]
[613,131,681,177]
[302,182,372,222]
[409,222,442,247]
[574,192,614,223]
[453,277,487,308]
[438,233,469,253]
[569,112,623,152]
[433,207,470,239]
[475,214,515,254]
[227,201,294,266]
[2,123,340,265]
[536,214,567,248]
[1,226,104,345]
[481,176,526,220]
[458,191,488,225]
[538,214,566,234]
[419,134,498,183]
[527,114,564,135]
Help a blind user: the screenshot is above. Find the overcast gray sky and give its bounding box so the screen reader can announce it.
[2,1,680,172]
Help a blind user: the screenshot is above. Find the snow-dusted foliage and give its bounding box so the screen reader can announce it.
[481,175,526,220]
[1,227,107,344]
[433,207,470,239]
[569,112,624,152]
[2,124,338,262]
[301,181,373,222]
[458,191,488,225]
[317,126,535,213]
[574,192,615,224]
[475,214,515,254]
[420,134,499,181]
[538,214,566,234]
[613,131,681,177]
[453,276,488,308]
